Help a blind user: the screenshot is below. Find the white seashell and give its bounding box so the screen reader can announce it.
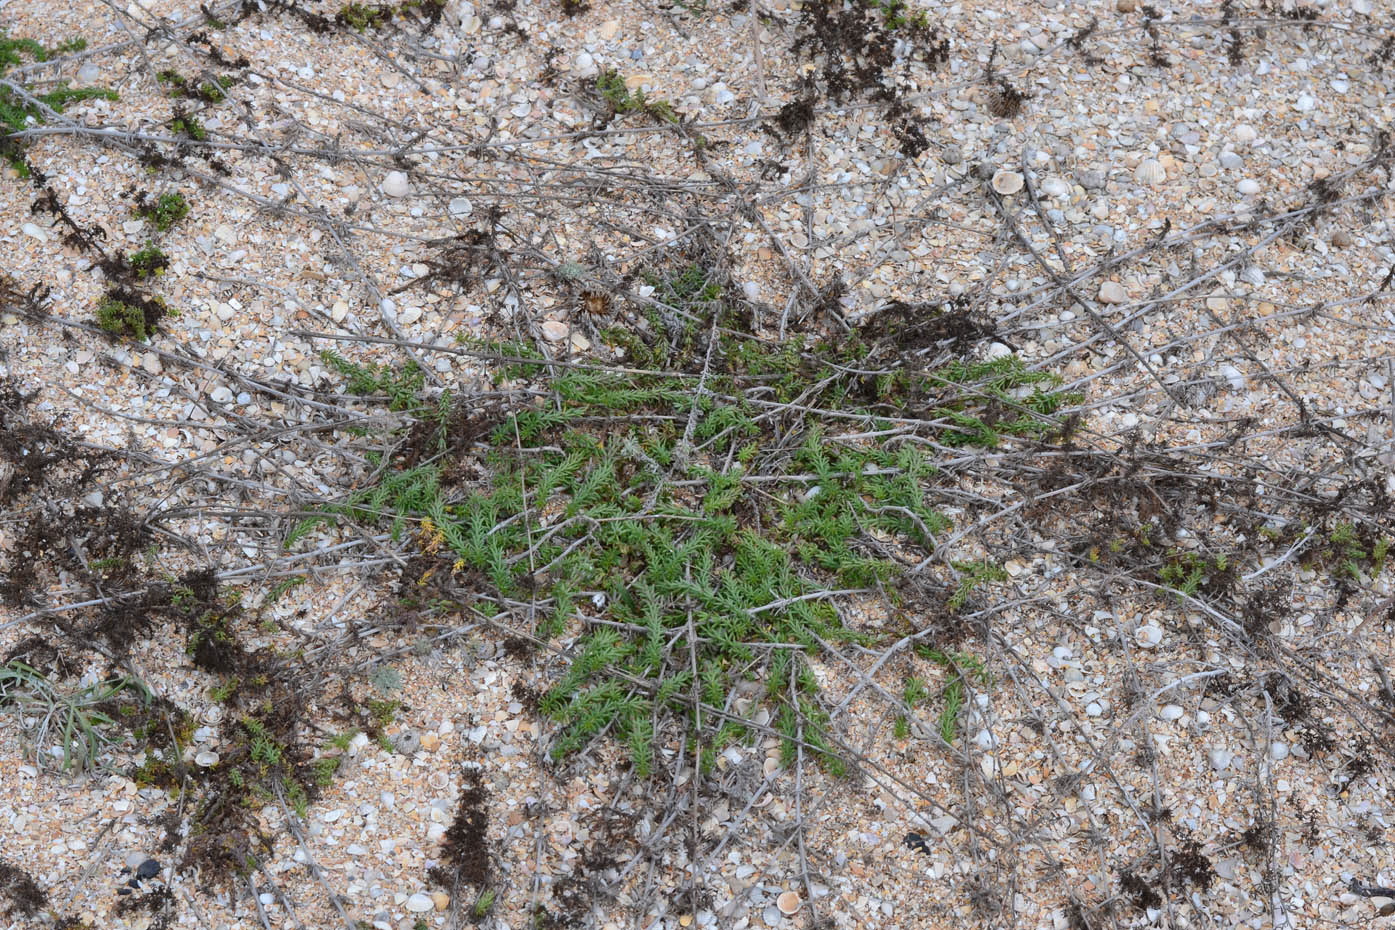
[1040,177,1071,199]
[448,197,472,217]
[1234,124,1257,144]
[1218,363,1245,391]
[985,341,1012,360]
[195,750,220,767]
[1158,704,1184,721]
[572,51,597,78]
[1134,623,1164,647]
[1236,178,1260,196]
[991,169,1024,195]
[1134,158,1165,187]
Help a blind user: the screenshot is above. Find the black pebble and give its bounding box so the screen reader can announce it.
[117,888,132,896]
[127,878,141,889]
[904,832,929,854]
[135,859,160,880]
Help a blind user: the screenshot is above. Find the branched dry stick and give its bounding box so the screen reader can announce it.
[275,783,361,930]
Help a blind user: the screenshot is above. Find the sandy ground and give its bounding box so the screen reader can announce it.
[4,0,1395,928]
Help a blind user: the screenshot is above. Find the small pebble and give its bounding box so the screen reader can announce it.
[1236,178,1260,195]
[1158,704,1184,721]
[1209,748,1234,772]
[381,171,410,198]
[1076,169,1106,190]
[406,893,435,913]
[541,320,569,341]
[431,891,450,911]
[135,859,160,880]
[1098,281,1128,304]
[1331,230,1353,248]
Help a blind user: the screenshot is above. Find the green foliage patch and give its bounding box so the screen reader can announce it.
[96,293,166,341]
[303,263,1075,777]
[1,31,115,172]
[596,68,678,124]
[134,192,190,232]
[0,661,151,773]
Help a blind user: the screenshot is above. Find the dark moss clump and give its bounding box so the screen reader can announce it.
[95,289,167,341]
[428,766,493,892]
[0,858,47,918]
